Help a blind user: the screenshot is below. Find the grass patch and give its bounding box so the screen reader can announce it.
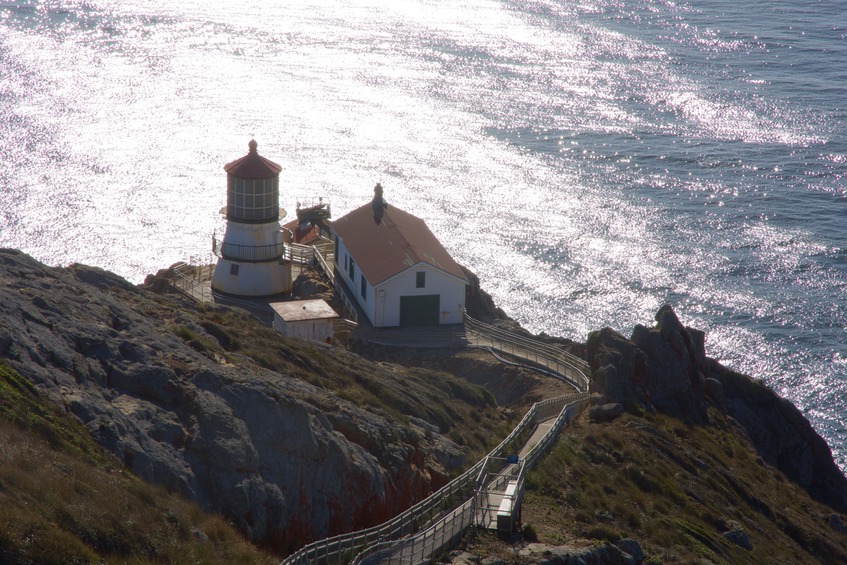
[507,410,847,564]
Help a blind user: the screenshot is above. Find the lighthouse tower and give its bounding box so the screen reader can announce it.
[212,139,290,297]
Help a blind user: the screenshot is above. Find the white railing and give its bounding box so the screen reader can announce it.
[288,241,334,265]
[171,262,213,302]
[313,246,360,325]
[282,458,484,565]
[351,395,588,565]
[281,315,591,565]
[355,499,476,565]
[474,457,524,531]
[464,316,590,392]
[282,391,588,565]
[333,319,358,333]
[287,243,314,265]
[313,246,335,286]
[213,238,285,262]
[523,400,584,468]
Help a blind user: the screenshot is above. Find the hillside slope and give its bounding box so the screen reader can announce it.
[3,248,846,564]
[0,360,273,563]
[457,306,847,564]
[0,249,509,554]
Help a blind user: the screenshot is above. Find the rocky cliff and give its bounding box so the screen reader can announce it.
[4,247,846,564]
[0,249,485,553]
[453,304,847,565]
[587,303,847,513]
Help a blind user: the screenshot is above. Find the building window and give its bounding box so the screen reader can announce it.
[350,259,355,281]
[416,271,425,288]
[360,274,367,299]
[230,264,239,276]
[345,254,349,272]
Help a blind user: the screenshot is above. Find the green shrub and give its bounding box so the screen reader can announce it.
[522,523,539,542]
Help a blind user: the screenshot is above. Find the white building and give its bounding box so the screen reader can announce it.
[270,299,338,342]
[332,189,468,327]
[212,139,290,297]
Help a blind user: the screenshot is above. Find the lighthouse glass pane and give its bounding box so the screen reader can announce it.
[227,177,235,217]
[245,181,255,214]
[226,176,278,221]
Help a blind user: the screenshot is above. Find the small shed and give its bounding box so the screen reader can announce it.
[270,299,339,342]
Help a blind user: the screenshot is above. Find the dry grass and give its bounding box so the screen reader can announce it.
[165,302,508,459]
[0,361,274,564]
[514,409,847,564]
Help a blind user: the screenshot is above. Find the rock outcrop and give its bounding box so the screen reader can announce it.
[586,303,847,513]
[447,539,643,565]
[517,539,642,565]
[0,249,465,552]
[462,265,507,322]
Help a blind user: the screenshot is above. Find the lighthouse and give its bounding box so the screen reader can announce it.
[212,139,290,297]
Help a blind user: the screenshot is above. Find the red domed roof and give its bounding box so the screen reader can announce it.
[224,139,282,179]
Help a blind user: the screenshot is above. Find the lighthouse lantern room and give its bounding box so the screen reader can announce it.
[212,139,290,297]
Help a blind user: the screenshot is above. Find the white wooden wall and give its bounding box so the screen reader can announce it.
[375,264,466,327]
[335,235,466,327]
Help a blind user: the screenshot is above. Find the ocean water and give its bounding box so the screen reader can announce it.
[1,0,845,472]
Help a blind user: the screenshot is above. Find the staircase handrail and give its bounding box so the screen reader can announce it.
[464,315,590,392]
[465,316,586,368]
[351,394,588,565]
[281,317,591,565]
[281,390,582,565]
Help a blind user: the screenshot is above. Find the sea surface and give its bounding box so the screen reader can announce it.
[2,0,845,472]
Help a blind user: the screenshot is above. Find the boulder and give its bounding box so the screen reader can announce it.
[615,538,644,562]
[722,522,752,550]
[589,403,625,423]
[629,305,707,423]
[587,304,711,422]
[586,328,648,408]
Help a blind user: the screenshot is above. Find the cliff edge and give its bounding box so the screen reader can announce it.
[0,249,494,553]
[587,303,847,513]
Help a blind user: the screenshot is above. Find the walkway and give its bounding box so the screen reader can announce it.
[170,256,591,565]
[519,421,554,459]
[354,391,587,565]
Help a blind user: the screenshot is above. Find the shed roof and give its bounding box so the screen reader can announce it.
[332,203,468,285]
[224,139,282,179]
[270,299,339,322]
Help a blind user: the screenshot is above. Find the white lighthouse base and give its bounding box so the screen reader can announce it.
[212,258,290,297]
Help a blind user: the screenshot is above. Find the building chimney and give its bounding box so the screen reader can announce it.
[372,182,388,224]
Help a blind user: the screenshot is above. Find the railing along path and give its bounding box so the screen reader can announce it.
[282,318,591,565]
[173,250,589,565]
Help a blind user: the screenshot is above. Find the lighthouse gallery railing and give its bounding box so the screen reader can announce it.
[213,237,285,263]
